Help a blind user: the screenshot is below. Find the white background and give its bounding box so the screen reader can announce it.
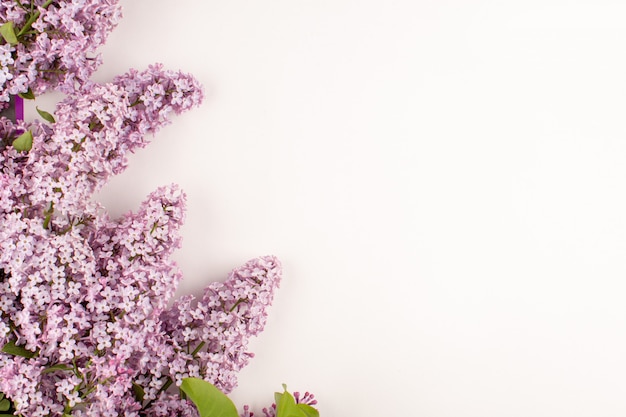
[29,1,626,415]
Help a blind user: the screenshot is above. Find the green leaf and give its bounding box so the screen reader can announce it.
[297,404,319,417]
[41,363,73,374]
[0,22,18,45]
[36,107,55,123]
[180,378,239,417]
[132,382,145,403]
[275,386,309,417]
[1,340,36,358]
[18,88,35,100]
[275,391,284,408]
[12,130,33,152]
[0,398,9,412]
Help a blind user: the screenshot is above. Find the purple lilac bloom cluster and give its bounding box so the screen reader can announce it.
[0,0,121,107]
[0,2,302,416]
[0,63,283,416]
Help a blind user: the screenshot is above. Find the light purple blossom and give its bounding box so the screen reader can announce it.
[0,0,122,105]
[0,64,283,416]
[0,2,302,416]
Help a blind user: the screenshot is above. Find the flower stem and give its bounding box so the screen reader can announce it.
[142,377,173,410]
[191,341,205,356]
[16,0,54,38]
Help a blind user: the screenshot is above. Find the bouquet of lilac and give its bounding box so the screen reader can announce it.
[0,0,121,106]
[0,1,318,417]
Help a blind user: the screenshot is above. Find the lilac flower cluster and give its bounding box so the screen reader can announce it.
[0,64,283,416]
[0,0,122,105]
[0,2,299,416]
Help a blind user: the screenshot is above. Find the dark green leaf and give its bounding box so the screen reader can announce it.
[36,107,55,123]
[132,383,145,403]
[1,340,36,358]
[12,130,32,152]
[0,399,9,412]
[0,22,18,45]
[41,363,73,374]
[180,378,239,417]
[18,88,35,100]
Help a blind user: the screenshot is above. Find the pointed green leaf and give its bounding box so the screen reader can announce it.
[296,404,319,417]
[180,378,239,417]
[0,22,18,45]
[36,107,55,123]
[132,382,145,403]
[18,88,35,100]
[275,386,308,417]
[12,130,32,152]
[0,398,9,412]
[1,340,36,358]
[41,363,73,374]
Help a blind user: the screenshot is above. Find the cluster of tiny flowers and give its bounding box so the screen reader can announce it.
[156,257,282,394]
[0,64,283,416]
[0,45,12,88]
[0,0,122,105]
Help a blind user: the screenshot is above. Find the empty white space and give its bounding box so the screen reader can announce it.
[28,1,626,415]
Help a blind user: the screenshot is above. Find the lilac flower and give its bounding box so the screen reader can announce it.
[152,256,282,395]
[0,62,285,415]
[262,404,277,417]
[240,405,254,417]
[0,4,297,415]
[0,0,122,104]
[294,391,318,407]
[142,393,199,417]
